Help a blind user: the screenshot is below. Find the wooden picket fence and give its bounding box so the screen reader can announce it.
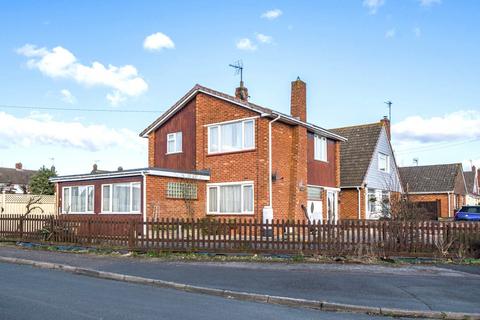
[1,215,479,257]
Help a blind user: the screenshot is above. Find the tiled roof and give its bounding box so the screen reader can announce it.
[330,123,383,187]
[0,167,37,185]
[139,84,346,141]
[464,171,475,193]
[399,163,462,193]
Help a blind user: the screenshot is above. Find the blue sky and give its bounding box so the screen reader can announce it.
[0,0,479,174]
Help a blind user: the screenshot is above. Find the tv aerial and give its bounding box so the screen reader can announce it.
[229,60,244,83]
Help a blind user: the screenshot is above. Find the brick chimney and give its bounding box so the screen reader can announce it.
[291,77,306,122]
[15,162,23,170]
[380,116,391,141]
[91,163,98,174]
[235,81,249,101]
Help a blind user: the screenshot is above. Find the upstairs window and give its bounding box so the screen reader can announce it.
[378,153,390,173]
[208,119,255,154]
[167,132,182,154]
[314,135,327,162]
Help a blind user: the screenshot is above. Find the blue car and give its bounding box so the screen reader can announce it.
[454,206,480,221]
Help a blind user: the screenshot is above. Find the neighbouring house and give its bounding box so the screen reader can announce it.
[464,166,480,205]
[330,118,403,220]
[399,163,467,219]
[0,163,37,194]
[51,79,346,222]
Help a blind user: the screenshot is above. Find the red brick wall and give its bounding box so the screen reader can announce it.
[338,188,366,220]
[145,175,206,220]
[408,193,451,218]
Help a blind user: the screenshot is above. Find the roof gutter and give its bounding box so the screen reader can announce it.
[50,169,210,183]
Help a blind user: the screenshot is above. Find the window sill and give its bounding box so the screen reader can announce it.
[314,159,328,163]
[62,212,94,214]
[206,212,255,216]
[100,212,142,215]
[207,148,256,157]
[166,151,183,155]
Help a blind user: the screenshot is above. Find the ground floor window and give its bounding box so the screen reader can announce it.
[207,182,254,214]
[101,182,141,213]
[62,185,94,213]
[367,189,390,219]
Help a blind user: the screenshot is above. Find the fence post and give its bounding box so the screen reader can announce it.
[19,217,24,239]
[128,220,135,250]
[49,215,55,242]
[1,190,5,213]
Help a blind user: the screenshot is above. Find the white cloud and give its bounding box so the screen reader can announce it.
[413,27,422,38]
[17,44,148,105]
[392,110,480,144]
[236,38,257,51]
[385,28,396,39]
[0,111,143,152]
[261,9,282,20]
[143,32,175,51]
[256,33,273,44]
[419,0,441,7]
[363,0,385,14]
[60,89,76,104]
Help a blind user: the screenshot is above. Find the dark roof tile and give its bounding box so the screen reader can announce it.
[399,163,461,193]
[330,123,383,187]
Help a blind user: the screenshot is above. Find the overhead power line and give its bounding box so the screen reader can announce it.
[0,104,165,113]
[395,138,479,155]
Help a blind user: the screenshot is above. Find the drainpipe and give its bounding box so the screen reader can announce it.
[263,114,281,224]
[356,187,361,220]
[141,171,147,234]
[447,191,451,218]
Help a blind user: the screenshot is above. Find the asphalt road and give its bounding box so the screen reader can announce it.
[0,262,406,320]
[1,245,479,314]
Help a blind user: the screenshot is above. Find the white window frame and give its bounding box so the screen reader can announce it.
[101,182,141,214]
[166,132,182,154]
[206,181,254,215]
[378,152,390,173]
[314,135,327,162]
[62,185,94,214]
[207,118,255,154]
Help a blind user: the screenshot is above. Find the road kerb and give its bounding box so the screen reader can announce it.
[1,256,479,320]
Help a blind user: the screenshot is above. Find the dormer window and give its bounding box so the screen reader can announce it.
[378,153,390,173]
[167,132,182,154]
[314,135,327,162]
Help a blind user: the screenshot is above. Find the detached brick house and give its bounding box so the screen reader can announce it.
[51,79,346,223]
[330,119,403,219]
[399,163,467,218]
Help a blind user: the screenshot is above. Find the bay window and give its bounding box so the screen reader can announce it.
[207,182,254,214]
[208,119,255,154]
[314,135,327,161]
[102,182,141,213]
[62,186,94,213]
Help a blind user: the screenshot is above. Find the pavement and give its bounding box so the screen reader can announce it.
[0,245,479,317]
[0,262,394,320]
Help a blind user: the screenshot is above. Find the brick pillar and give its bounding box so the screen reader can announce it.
[288,125,308,220]
[290,78,307,122]
[148,132,156,167]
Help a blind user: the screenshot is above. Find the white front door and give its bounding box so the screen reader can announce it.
[327,191,338,222]
[306,200,323,223]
